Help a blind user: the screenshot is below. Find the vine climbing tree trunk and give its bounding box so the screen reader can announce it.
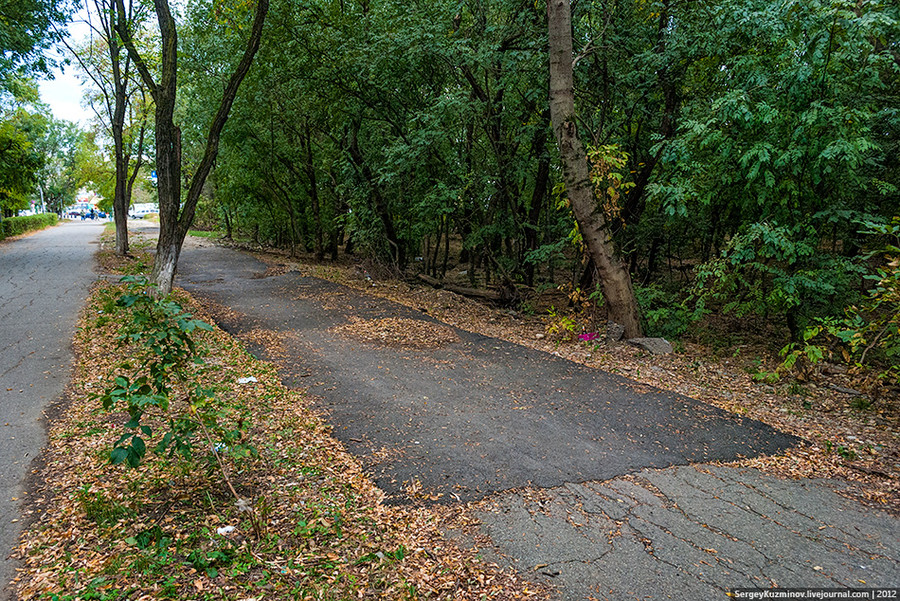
[547,0,643,337]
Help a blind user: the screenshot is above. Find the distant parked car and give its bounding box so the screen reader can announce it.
[129,203,159,219]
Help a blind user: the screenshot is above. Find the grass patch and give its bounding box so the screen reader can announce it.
[188,229,220,238]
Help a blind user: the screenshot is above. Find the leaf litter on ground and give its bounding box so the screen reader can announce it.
[20,229,894,598]
[13,232,549,600]
[240,241,899,514]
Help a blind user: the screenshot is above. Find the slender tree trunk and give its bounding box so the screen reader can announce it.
[346,120,405,268]
[115,0,269,295]
[223,205,233,240]
[108,0,130,256]
[524,111,551,287]
[547,0,642,337]
[302,124,323,260]
[430,219,442,277]
[112,136,129,255]
[441,216,451,279]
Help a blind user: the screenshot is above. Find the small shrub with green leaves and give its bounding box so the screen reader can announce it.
[780,217,900,397]
[692,220,866,341]
[97,276,247,467]
[634,284,697,339]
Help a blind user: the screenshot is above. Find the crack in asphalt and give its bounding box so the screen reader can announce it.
[474,467,899,599]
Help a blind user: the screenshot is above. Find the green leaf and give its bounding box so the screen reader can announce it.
[110,447,129,465]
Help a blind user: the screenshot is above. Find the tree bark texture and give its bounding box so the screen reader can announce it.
[110,12,130,257]
[547,0,643,337]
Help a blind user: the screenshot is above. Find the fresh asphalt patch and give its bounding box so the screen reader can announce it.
[178,245,799,504]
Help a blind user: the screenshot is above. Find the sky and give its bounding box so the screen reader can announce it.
[38,66,89,125]
[37,8,93,126]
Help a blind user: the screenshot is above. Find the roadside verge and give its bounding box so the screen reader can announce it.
[12,277,546,600]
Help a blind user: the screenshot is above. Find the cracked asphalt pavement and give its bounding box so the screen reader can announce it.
[0,221,102,599]
[176,242,899,600]
[472,466,898,599]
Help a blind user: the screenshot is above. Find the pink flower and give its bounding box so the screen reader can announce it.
[579,332,599,342]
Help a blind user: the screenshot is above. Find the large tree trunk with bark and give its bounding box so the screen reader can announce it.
[547,0,642,337]
[116,0,269,295]
[111,62,130,256]
[112,128,130,255]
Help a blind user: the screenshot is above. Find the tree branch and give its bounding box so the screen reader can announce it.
[113,0,158,102]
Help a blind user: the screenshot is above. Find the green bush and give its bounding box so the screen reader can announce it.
[634,284,696,339]
[0,214,58,240]
[781,217,900,393]
[692,220,866,341]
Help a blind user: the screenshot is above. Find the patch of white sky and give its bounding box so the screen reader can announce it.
[37,5,96,126]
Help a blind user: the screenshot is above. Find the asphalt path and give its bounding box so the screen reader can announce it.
[0,221,102,599]
[177,242,899,599]
[178,244,797,502]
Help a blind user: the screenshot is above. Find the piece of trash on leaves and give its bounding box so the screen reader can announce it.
[216,525,236,535]
[237,376,258,384]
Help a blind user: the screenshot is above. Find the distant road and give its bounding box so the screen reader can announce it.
[0,221,102,599]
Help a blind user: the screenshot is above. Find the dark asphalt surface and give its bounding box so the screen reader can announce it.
[177,241,899,599]
[0,221,102,599]
[178,243,799,503]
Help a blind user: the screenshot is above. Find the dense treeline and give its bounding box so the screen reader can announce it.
[189,0,898,371]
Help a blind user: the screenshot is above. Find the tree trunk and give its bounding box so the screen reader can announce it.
[111,83,130,256]
[524,111,551,288]
[116,0,269,296]
[346,120,405,268]
[302,124,323,260]
[223,205,233,240]
[155,227,184,296]
[547,0,642,337]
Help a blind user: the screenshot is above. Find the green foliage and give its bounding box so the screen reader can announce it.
[587,144,634,223]
[824,440,857,461]
[0,0,69,86]
[781,217,900,390]
[634,285,696,339]
[38,118,91,214]
[97,276,249,468]
[186,547,235,578]
[0,213,56,239]
[693,220,866,339]
[0,100,47,213]
[546,306,578,343]
[178,0,898,345]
